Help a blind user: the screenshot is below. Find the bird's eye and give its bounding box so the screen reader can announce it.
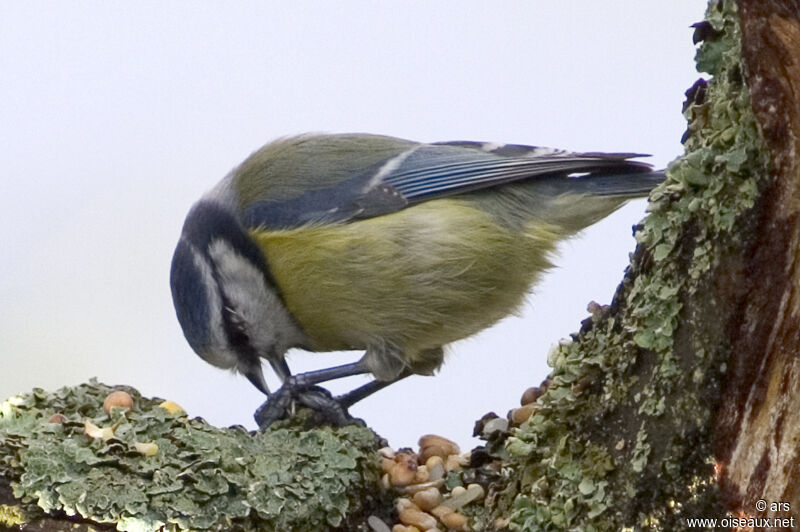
[223,306,250,348]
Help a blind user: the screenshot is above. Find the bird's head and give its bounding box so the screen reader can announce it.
[169,200,303,394]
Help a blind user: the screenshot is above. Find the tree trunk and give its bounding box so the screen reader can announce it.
[499,1,800,529]
[716,0,800,518]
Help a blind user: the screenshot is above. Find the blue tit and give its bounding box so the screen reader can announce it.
[169,133,664,425]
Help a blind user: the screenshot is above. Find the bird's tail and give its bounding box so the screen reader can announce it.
[558,169,666,198]
[530,169,665,234]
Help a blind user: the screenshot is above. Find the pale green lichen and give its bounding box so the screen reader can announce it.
[0,380,386,531]
[503,0,771,529]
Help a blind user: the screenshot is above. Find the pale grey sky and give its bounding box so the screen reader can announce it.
[1,2,702,449]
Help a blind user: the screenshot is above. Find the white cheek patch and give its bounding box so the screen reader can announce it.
[207,239,299,358]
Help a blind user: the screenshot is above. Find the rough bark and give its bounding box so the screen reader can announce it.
[489,0,800,529]
[716,0,800,518]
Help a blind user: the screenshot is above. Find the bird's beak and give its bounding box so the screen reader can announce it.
[243,362,270,396]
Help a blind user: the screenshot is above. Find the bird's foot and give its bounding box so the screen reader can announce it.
[254,383,353,429]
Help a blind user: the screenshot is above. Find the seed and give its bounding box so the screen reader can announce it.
[442,484,484,510]
[445,454,462,472]
[402,479,445,494]
[47,413,68,424]
[391,525,420,532]
[83,419,114,440]
[414,464,430,483]
[425,456,445,481]
[510,404,535,425]
[430,505,454,519]
[379,447,396,459]
[390,453,418,487]
[158,400,185,415]
[397,507,437,530]
[367,515,391,532]
[440,511,468,531]
[103,391,133,413]
[413,487,443,511]
[382,457,396,474]
[134,441,158,456]
[520,386,542,405]
[418,435,460,463]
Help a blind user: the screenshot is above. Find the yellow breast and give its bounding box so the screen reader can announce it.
[251,199,561,362]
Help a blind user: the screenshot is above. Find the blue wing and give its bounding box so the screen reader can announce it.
[241,139,657,230]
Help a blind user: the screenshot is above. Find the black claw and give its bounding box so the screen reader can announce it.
[295,387,352,426]
[253,388,293,428]
[254,383,354,429]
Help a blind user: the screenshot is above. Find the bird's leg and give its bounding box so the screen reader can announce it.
[254,342,423,428]
[255,360,373,428]
[337,369,412,409]
[256,370,412,428]
[286,361,370,387]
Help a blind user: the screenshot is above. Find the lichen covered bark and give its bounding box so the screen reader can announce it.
[0,381,388,531]
[500,1,774,529]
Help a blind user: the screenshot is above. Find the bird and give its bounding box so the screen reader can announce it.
[169,133,664,427]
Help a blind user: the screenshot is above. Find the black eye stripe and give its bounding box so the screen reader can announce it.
[222,304,251,349]
[219,298,261,372]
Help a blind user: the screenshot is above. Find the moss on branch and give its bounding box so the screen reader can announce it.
[0,380,388,531]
